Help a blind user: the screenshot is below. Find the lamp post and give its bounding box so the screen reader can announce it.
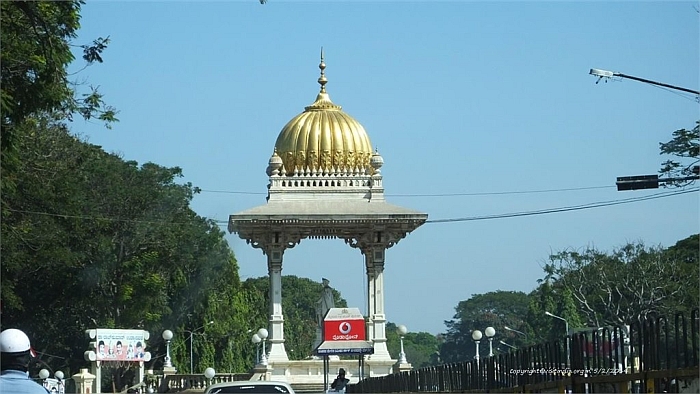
[589,68,700,190]
[545,311,570,366]
[186,320,214,373]
[38,368,50,388]
[504,326,527,338]
[499,340,517,350]
[257,328,269,366]
[484,326,496,357]
[471,330,482,361]
[54,370,64,394]
[397,325,408,364]
[204,367,216,387]
[251,333,262,364]
[162,329,173,368]
[589,68,700,96]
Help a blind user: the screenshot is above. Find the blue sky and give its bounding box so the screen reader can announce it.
[70,1,699,337]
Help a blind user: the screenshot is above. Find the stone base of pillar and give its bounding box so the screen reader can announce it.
[250,364,274,382]
[72,368,96,394]
[394,362,413,373]
[161,366,177,376]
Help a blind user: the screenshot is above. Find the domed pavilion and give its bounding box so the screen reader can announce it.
[228,51,427,383]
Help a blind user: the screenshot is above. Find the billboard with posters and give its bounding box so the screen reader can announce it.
[94,329,148,362]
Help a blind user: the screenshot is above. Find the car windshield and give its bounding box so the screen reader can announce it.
[208,385,292,394]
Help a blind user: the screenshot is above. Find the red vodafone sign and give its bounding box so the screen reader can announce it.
[323,307,366,341]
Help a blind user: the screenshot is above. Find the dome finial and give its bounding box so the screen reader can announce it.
[318,47,327,93]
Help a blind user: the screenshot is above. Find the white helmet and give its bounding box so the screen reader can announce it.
[0,328,32,353]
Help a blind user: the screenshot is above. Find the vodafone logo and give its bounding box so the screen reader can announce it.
[339,321,352,334]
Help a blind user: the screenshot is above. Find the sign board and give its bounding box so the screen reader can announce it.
[323,307,366,341]
[94,329,148,362]
[315,307,373,355]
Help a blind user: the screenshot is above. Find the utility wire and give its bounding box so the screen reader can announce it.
[426,188,698,224]
[5,188,696,227]
[199,184,614,198]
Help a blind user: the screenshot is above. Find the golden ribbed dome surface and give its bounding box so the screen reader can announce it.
[274,53,373,174]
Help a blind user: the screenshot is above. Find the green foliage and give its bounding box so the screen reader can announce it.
[440,291,530,363]
[659,121,699,187]
[1,0,117,185]
[243,275,347,359]
[530,237,699,331]
[0,116,242,384]
[385,322,440,368]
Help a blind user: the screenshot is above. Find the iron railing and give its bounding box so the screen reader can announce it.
[350,309,699,393]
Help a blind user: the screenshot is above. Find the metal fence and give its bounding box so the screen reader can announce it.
[350,309,699,393]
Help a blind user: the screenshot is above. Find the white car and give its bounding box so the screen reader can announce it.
[204,381,296,394]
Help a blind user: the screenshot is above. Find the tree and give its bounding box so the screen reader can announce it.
[440,291,530,363]
[385,322,441,368]
[243,275,347,359]
[659,121,699,187]
[1,0,117,197]
[538,238,698,329]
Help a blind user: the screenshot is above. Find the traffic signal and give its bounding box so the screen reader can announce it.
[616,175,659,191]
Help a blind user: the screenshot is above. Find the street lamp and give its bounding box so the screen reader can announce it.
[499,340,517,350]
[204,367,216,387]
[471,330,482,361]
[589,68,700,190]
[504,326,527,338]
[162,329,173,368]
[484,326,496,357]
[186,320,214,373]
[251,333,262,364]
[257,328,269,366]
[55,371,65,394]
[397,325,408,364]
[545,311,570,367]
[589,68,700,96]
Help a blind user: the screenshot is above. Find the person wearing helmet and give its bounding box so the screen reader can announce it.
[330,368,349,393]
[0,328,49,394]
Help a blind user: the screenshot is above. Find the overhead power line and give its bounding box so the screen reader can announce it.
[199,184,614,198]
[426,188,698,224]
[5,188,696,227]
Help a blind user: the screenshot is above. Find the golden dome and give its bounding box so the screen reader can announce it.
[274,51,373,174]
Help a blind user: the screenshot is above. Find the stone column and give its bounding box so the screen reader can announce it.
[266,244,289,363]
[365,246,390,361]
[365,254,376,343]
[90,361,101,394]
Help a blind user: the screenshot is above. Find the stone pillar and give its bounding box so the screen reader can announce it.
[73,368,96,394]
[266,244,289,363]
[365,246,390,361]
[365,254,376,343]
[90,362,101,394]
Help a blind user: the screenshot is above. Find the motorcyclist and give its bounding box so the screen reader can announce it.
[330,368,349,393]
[0,328,49,394]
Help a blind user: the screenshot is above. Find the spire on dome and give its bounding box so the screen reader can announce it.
[318,47,327,93]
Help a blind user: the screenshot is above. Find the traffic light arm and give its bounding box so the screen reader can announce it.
[616,174,700,191]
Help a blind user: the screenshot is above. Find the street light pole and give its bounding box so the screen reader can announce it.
[484,327,496,357]
[499,340,517,350]
[503,326,527,338]
[257,328,269,366]
[162,330,173,368]
[251,333,261,364]
[545,312,570,367]
[589,68,700,96]
[397,325,408,364]
[471,330,482,361]
[186,320,214,373]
